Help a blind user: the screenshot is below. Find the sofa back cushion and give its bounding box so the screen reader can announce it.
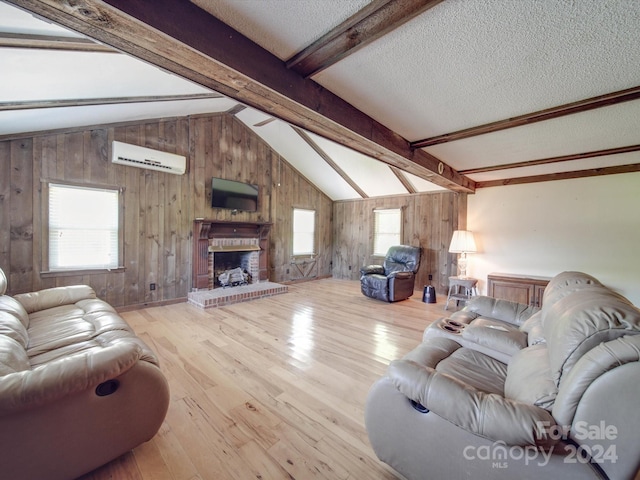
[0,268,6,296]
[541,271,601,321]
[0,308,30,376]
[505,344,557,410]
[14,285,96,314]
[543,286,640,385]
[0,295,30,329]
[0,311,28,348]
[552,335,640,426]
[383,245,420,274]
[0,335,30,376]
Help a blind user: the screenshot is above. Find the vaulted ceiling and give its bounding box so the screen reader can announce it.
[2,0,640,199]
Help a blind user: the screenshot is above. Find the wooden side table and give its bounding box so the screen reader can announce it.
[445,276,478,310]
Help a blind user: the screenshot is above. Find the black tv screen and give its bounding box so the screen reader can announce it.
[211,177,259,212]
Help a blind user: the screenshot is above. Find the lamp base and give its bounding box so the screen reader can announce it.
[457,253,468,278]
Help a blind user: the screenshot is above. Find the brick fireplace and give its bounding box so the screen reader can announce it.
[191,219,271,291]
[188,219,287,309]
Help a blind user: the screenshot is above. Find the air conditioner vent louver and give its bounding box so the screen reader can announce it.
[112,141,186,175]
[116,156,173,170]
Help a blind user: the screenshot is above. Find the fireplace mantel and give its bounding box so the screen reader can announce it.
[192,219,272,290]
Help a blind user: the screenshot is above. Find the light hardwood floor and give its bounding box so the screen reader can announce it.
[79,278,454,480]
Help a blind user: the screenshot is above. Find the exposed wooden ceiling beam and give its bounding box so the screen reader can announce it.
[0,93,223,111]
[286,0,444,78]
[460,144,640,174]
[0,32,115,52]
[389,166,417,193]
[5,0,473,193]
[411,86,640,148]
[253,117,276,128]
[226,104,247,116]
[475,163,640,189]
[292,126,368,199]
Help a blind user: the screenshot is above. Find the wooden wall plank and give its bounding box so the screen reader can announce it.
[65,132,84,182]
[0,141,10,274]
[9,139,34,293]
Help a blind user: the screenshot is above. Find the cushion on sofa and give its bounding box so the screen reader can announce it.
[0,296,30,329]
[552,334,640,426]
[542,271,602,305]
[0,311,28,348]
[13,285,96,314]
[24,300,158,368]
[401,336,461,366]
[387,357,559,448]
[544,286,640,385]
[540,271,602,325]
[0,336,30,375]
[462,295,538,327]
[520,311,546,345]
[435,347,507,395]
[461,318,527,357]
[504,344,557,410]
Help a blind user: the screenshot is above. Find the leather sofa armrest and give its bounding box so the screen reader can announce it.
[0,342,143,415]
[463,296,539,327]
[360,265,385,276]
[387,358,560,448]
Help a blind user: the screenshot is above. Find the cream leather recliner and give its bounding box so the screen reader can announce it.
[0,268,170,480]
[366,272,640,479]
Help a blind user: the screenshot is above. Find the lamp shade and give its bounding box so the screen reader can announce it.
[449,230,477,253]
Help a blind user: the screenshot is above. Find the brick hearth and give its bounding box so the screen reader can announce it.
[187,282,288,309]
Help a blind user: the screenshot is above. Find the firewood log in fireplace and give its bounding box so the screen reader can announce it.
[218,267,249,287]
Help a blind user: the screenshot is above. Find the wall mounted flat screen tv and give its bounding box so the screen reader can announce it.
[211,177,259,212]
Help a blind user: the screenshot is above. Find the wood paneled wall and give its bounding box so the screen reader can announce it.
[190,115,333,283]
[333,192,467,294]
[0,113,333,306]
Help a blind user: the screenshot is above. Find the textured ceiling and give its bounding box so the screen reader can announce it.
[190,0,372,60]
[313,0,640,139]
[2,0,640,195]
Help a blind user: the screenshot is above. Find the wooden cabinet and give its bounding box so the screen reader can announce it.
[487,273,551,307]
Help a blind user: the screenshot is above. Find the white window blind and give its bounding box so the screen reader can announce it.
[49,183,119,270]
[293,208,315,255]
[373,208,402,255]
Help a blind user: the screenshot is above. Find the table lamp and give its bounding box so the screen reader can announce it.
[449,230,476,278]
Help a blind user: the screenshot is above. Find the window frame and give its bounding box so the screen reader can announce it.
[42,180,125,275]
[292,207,316,257]
[373,208,403,257]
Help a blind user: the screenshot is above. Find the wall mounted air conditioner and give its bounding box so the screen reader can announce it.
[112,140,186,175]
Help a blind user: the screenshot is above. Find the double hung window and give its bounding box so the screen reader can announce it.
[293,208,315,256]
[48,183,121,271]
[373,208,402,256]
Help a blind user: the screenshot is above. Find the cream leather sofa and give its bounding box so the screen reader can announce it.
[366,271,640,480]
[0,268,169,480]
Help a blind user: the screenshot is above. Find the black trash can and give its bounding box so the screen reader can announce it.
[422,285,436,303]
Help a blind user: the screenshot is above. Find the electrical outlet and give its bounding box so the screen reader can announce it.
[150,283,156,291]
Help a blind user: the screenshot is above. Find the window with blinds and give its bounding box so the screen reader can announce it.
[373,208,402,256]
[293,208,315,255]
[48,183,120,270]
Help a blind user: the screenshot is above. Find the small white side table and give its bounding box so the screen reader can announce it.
[445,276,478,311]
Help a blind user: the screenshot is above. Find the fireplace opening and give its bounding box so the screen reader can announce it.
[213,251,257,288]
